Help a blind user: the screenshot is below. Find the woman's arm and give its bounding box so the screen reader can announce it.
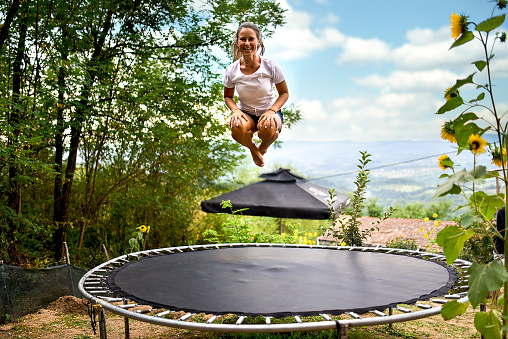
[268,80,289,113]
[259,80,289,128]
[224,86,249,127]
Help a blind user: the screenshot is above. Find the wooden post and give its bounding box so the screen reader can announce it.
[279,218,283,235]
[123,299,130,339]
[102,244,110,262]
[98,307,107,339]
[63,242,70,265]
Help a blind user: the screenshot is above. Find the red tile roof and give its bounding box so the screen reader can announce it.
[317,216,457,251]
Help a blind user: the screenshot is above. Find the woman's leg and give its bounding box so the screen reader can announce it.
[231,115,265,167]
[257,114,282,156]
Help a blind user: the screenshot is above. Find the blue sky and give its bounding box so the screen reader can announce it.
[258,0,508,142]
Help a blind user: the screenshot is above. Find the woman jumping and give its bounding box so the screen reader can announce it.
[223,22,289,167]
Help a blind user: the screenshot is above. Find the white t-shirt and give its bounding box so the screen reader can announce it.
[223,56,285,116]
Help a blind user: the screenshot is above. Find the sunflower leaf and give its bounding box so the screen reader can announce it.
[437,96,463,114]
[470,191,504,220]
[473,60,487,72]
[450,72,476,93]
[454,112,479,125]
[433,180,462,199]
[469,262,508,308]
[476,14,506,33]
[436,225,475,265]
[454,123,482,149]
[474,310,502,339]
[470,92,485,103]
[441,300,470,321]
[450,31,475,49]
[460,214,482,228]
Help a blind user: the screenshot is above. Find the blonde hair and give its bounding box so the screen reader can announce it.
[231,22,265,61]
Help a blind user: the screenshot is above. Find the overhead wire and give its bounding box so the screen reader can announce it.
[308,153,448,181]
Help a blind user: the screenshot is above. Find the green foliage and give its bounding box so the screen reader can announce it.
[324,151,394,246]
[386,236,417,251]
[433,3,508,337]
[390,200,452,220]
[461,233,496,264]
[441,300,471,321]
[436,225,475,265]
[474,310,503,339]
[0,0,288,267]
[202,200,304,245]
[468,262,508,309]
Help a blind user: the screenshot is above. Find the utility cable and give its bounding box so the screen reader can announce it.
[309,153,447,181]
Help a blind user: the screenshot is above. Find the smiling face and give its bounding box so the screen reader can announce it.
[237,27,261,58]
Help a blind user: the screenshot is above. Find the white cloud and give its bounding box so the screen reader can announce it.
[354,69,459,93]
[264,3,344,60]
[335,37,391,65]
[321,13,340,25]
[297,99,328,121]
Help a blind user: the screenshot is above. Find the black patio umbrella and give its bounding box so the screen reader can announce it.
[201,168,350,232]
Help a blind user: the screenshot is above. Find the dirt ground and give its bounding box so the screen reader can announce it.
[0,295,480,338]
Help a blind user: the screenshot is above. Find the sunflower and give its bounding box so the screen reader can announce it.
[440,121,456,143]
[468,134,488,154]
[139,225,147,233]
[450,13,468,40]
[444,87,459,101]
[438,154,452,170]
[490,144,507,167]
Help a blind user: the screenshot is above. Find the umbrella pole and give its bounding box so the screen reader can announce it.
[279,218,283,235]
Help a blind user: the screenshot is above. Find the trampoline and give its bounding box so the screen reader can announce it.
[79,243,470,338]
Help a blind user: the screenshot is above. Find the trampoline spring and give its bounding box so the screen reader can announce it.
[320,314,332,321]
[136,308,153,314]
[155,310,173,318]
[431,299,449,304]
[100,297,124,302]
[236,316,246,325]
[118,303,137,309]
[416,303,432,309]
[347,312,360,319]
[396,307,412,313]
[179,313,194,321]
[93,290,113,294]
[206,315,217,324]
[294,316,302,323]
[444,294,462,300]
[371,310,386,317]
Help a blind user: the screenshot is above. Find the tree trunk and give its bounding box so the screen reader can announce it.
[0,0,21,51]
[7,6,27,246]
[52,8,114,261]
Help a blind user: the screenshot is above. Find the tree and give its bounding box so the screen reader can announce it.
[0,0,287,264]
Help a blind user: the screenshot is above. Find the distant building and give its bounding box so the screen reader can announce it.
[317,216,457,252]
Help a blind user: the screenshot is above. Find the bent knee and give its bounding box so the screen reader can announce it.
[231,124,254,138]
[257,127,279,140]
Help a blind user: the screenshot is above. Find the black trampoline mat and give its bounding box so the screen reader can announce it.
[108,247,456,317]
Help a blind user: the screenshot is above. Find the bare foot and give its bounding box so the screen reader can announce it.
[259,145,268,156]
[249,147,265,167]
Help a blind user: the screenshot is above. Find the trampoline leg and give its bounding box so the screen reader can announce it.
[98,307,107,339]
[338,323,349,339]
[123,299,130,339]
[388,308,393,328]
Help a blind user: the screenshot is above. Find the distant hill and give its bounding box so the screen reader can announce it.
[263,138,498,209]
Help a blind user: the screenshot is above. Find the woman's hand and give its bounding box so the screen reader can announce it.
[229,110,249,129]
[258,110,277,129]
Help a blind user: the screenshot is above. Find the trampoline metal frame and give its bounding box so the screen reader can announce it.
[78,243,470,338]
